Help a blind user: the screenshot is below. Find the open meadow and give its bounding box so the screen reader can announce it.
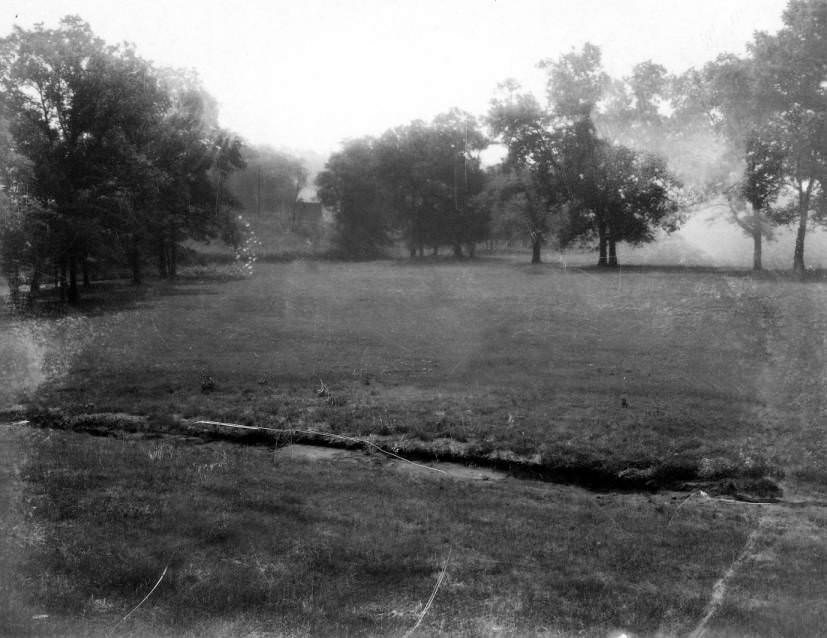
[5,2,827,635]
[8,256,827,483]
[2,255,827,637]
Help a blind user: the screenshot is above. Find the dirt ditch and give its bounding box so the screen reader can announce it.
[7,409,784,500]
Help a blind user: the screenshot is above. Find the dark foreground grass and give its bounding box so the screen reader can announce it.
[3,425,807,638]
[8,258,827,485]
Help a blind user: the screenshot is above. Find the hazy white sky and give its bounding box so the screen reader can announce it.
[1,1,788,155]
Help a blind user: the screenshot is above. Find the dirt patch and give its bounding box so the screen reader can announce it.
[275,444,508,482]
[275,443,355,461]
[392,460,507,481]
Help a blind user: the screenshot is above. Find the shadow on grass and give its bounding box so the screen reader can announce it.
[1,276,225,320]
[566,263,827,282]
[384,254,827,281]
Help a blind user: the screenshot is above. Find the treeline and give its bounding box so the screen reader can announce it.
[316,109,489,259]
[319,0,827,272]
[2,1,824,295]
[316,53,682,266]
[0,17,248,304]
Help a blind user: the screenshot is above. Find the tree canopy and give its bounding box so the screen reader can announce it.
[316,110,488,259]
[3,2,826,278]
[0,17,245,301]
[488,45,683,266]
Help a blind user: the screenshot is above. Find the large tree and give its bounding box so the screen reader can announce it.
[749,0,827,274]
[0,16,111,301]
[316,137,391,259]
[374,110,488,258]
[489,45,681,265]
[681,54,787,270]
[429,109,489,257]
[151,71,245,279]
[477,167,554,263]
[597,144,682,266]
[487,81,567,263]
[85,47,170,284]
[0,18,246,293]
[374,120,437,256]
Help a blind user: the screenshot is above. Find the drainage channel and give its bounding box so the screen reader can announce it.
[5,412,787,501]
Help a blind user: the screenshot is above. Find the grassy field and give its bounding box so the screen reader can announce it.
[8,256,827,482]
[4,424,826,638]
[2,255,827,636]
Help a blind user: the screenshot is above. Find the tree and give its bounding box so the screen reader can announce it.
[724,135,786,270]
[0,19,247,294]
[477,167,552,263]
[544,44,683,266]
[0,16,111,301]
[424,109,489,257]
[539,42,609,119]
[541,44,618,265]
[0,148,54,307]
[487,80,567,263]
[598,145,682,266]
[150,70,246,279]
[679,54,786,270]
[488,45,682,265]
[374,120,435,256]
[316,137,391,259]
[373,110,488,258]
[596,60,672,159]
[86,47,170,284]
[555,136,682,267]
[749,0,827,274]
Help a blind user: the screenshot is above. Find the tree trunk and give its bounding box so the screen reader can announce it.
[30,259,41,295]
[409,245,416,258]
[58,259,67,302]
[531,237,542,264]
[170,240,177,277]
[608,239,618,267]
[792,180,814,276]
[467,242,476,259]
[158,240,168,278]
[752,226,763,271]
[82,256,91,288]
[793,206,807,275]
[130,237,142,285]
[7,272,20,310]
[168,221,178,277]
[597,223,608,266]
[67,253,79,304]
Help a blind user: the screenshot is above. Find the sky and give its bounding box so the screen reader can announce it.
[0,1,789,157]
